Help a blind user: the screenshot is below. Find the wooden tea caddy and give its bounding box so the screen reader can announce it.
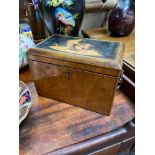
[27,35,124,115]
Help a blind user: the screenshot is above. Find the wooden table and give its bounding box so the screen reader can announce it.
[19,67,135,155]
[82,28,135,101]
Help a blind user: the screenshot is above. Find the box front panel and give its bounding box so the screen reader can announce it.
[29,60,118,115]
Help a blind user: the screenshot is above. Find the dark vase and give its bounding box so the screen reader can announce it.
[108,0,135,36]
[35,0,85,36]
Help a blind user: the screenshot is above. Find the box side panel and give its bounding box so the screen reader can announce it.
[29,60,119,115]
[115,43,125,69]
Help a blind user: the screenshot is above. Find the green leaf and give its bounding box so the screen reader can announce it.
[73,13,79,19]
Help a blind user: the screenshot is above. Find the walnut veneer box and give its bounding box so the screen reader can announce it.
[27,35,124,115]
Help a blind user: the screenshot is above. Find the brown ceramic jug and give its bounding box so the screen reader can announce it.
[108,0,135,36]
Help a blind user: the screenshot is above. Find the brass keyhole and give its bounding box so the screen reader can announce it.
[66,71,71,80]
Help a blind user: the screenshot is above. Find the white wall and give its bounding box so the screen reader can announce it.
[81,12,106,30]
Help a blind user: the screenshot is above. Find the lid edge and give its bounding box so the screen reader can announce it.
[27,47,122,71]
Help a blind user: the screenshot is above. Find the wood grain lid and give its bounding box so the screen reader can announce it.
[27,35,125,76]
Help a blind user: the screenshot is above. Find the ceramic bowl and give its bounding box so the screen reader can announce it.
[19,81,32,125]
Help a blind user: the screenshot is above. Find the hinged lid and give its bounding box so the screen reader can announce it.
[27,35,125,77]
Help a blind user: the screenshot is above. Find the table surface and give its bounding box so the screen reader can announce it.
[19,68,134,155]
[81,28,135,69]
